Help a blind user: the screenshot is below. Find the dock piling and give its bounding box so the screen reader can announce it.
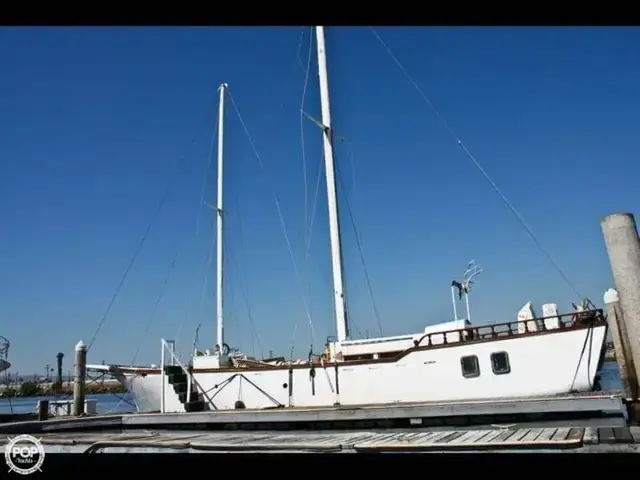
[72,340,87,416]
[601,212,640,401]
[37,400,49,421]
[604,289,637,400]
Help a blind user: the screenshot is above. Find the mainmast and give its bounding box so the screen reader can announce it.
[215,83,228,354]
[315,26,349,342]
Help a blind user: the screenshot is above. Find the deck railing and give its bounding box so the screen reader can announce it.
[414,309,606,348]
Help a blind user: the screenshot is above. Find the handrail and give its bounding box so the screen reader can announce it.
[413,309,605,349]
[160,339,216,412]
[161,339,190,413]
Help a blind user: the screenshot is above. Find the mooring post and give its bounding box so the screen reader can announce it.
[72,340,87,416]
[604,288,637,399]
[37,400,49,421]
[601,213,640,400]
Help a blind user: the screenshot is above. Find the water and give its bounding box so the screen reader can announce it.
[0,362,624,415]
[0,392,136,415]
[598,361,623,391]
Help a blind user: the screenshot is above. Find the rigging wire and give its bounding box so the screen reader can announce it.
[223,226,265,358]
[196,115,220,234]
[369,27,583,300]
[86,158,186,352]
[129,250,181,366]
[226,89,316,351]
[334,144,384,337]
[177,114,220,358]
[299,26,313,255]
[304,145,325,257]
[298,28,315,336]
[85,90,221,352]
[192,219,217,351]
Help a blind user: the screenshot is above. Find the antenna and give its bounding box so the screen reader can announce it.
[450,260,483,323]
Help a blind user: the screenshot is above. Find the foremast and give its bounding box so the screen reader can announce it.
[215,83,228,356]
[315,26,350,343]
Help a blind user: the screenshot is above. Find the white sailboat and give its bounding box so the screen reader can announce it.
[89,26,608,413]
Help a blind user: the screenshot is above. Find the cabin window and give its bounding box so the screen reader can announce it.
[460,355,480,378]
[490,351,511,375]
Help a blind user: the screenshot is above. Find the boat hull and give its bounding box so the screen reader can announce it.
[112,323,608,413]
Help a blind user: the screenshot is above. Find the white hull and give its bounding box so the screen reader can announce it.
[110,324,607,413]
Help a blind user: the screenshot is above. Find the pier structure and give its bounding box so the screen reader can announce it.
[601,212,640,401]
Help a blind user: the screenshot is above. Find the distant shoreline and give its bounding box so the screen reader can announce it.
[0,379,126,398]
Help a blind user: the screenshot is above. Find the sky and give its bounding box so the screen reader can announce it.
[1,26,638,375]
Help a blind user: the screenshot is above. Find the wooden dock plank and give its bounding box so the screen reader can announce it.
[520,428,544,442]
[468,430,493,443]
[612,427,634,444]
[40,432,157,445]
[419,431,453,443]
[599,428,616,444]
[476,427,582,448]
[436,431,466,443]
[536,428,557,441]
[479,430,509,443]
[566,428,584,443]
[351,426,584,451]
[313,432,375,445]
[583,427,598,444]
[449,430,483,444]
[406,431,440,443]
[551,427,571,441]
[487,429,518,443]
[507,429,531,442]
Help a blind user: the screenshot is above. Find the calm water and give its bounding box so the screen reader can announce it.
[0,362,624,415]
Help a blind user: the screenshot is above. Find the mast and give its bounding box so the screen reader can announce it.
[315,26,349,342]
[215,83,228,354]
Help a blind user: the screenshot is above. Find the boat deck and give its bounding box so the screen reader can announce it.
[4,426,639,453]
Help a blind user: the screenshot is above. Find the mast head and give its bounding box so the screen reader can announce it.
[219,83,228,91]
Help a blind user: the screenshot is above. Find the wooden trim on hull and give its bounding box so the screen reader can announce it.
[109,310,608,376]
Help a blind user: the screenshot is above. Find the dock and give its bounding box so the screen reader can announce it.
[0,393,630,435]
[1,426,638,454]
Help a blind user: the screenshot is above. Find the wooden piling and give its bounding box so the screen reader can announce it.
[601,213,640,401]
[37,400,49,421]
[72,340,87,416]
[604,289,637,400]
